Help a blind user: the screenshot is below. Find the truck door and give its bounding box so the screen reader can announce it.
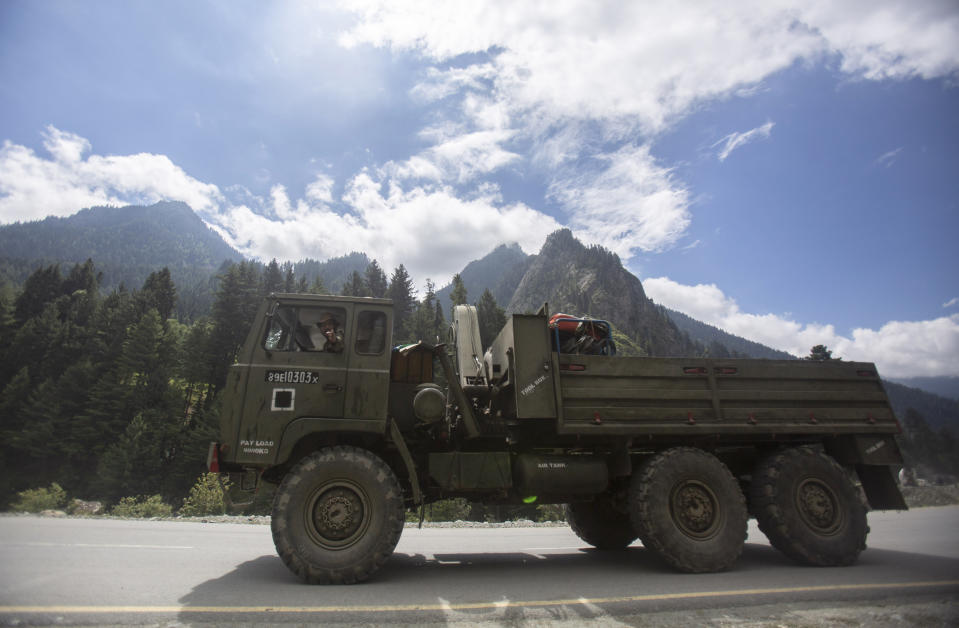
[235,302,353,464]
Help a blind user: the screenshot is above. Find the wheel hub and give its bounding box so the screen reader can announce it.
[796,478,842,535]
[311,485,366,545]
[671,480,720,539]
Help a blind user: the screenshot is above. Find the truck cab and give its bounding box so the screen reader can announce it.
[217,294,394,475]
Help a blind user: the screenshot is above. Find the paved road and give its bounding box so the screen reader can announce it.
[1,507,958,626]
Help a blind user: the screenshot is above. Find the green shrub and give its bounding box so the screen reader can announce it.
[180,473,232,516]
[111,495,173,518]
[535,504,566,522]
[11,483,67,512]
[426,498,471,522]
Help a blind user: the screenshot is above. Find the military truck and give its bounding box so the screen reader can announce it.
[209,293,906,584]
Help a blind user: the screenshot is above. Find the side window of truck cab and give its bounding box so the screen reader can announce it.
[355,310,387,355]
[264,306,348,355]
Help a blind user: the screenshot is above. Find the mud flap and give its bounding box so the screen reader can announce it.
[857,464,908,510]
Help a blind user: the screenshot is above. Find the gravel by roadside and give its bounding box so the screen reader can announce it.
[6,484,957,525]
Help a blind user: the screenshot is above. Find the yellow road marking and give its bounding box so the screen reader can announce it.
[2,580,957,615]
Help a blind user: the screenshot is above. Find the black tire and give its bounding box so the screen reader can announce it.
[271,446,405,584]
[751,446,868,566]
[566,493,638,550]
[629,447,747,573]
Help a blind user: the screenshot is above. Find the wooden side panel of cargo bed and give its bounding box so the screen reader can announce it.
[555,355,899,437]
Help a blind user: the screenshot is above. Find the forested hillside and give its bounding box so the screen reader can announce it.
[0,201,240,272]
[0,204,378,321]
[889,376,959,402]
[0,202,242,320]
[666,308,796,360]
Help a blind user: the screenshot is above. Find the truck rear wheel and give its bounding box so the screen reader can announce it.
[566,494,638,550]
[629,447,747,573]
[271,446,405,584]
[751,446,867,566]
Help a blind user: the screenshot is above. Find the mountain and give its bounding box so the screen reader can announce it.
[507,229,699,357]
[888,376,959,402]
[884,380,959,433]
[0,202,376,317]
[436,243,531,308]
[0,201,242,292]
[0,201,241,272]
[437,232,804,361]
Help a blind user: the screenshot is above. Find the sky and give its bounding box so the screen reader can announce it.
[1,0,958,379]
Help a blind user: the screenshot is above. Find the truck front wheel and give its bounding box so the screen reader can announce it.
[629,447,747,573]
[750,446,867,566]
[271,446,405,584]
[566,493,638,550]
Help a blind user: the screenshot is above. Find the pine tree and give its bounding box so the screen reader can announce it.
[0,280,16,347]
[13,264,62,324]
[387,265,415,340]
[341,270,368,297]
[140,268,177,321]
[364,261,388,298]
[8,379,62,486]
[0,367,33,496]
[280,262,294,292]
[309,275,328,295]
[179,318,213,406]
[88,287,138,366]
[806,344,840,361]
[407,279,443,343]
[6,301,67,385]
[433,293,446,340]
[62,259,101,296]
[14,361,101,492]
[118,309,173,409]
[449,273,468,317]
[475,289,507,347]
[0,367,31,437]
[262,259,285,296]
[206,261,261,394]
[96,410,172,500]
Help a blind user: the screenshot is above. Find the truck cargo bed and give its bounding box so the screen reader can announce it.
[554,354,898,437]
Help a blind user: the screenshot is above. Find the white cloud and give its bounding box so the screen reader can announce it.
[944,297,959,309]
[0,127,561,292]
[410,64,497,103]
[801,0,959,81]
[875,147,903,168]
[0,126,222,222]
[213,170,561,288]
[389,91,520,185]
[644,276,959,378]
[389,128,520,184]
[305,173,335,205]
[338,0,959,260]
[341,1,959,130]
[550,144,691,257]
[714,121,775,162]
[341,2,824,133]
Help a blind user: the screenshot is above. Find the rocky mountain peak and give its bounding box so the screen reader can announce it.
[508,229,693,356]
